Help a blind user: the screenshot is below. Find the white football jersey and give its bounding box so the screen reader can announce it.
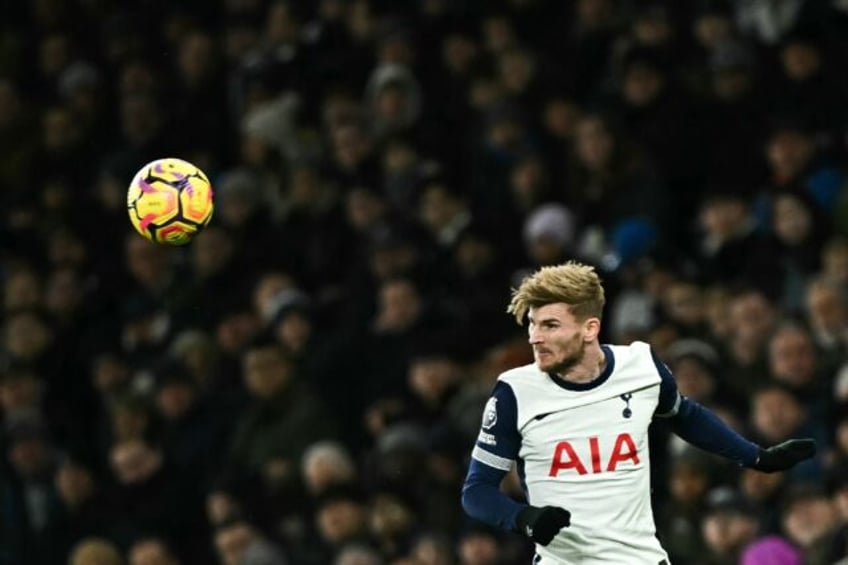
[472,342,674,564]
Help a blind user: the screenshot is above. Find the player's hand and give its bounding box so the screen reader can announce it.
[752,438,816,472]
[516,505,571,545]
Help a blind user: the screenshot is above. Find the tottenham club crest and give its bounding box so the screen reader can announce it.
[482,398,498,430]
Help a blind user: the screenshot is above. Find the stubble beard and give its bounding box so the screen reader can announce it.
[538,335,586,376]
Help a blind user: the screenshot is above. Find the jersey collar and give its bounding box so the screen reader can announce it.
[546,344,615,391]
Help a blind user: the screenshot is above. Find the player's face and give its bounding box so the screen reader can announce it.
[527,303,590,374]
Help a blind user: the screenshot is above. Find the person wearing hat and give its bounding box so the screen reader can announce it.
[521,204,576,270]
[154,359,226,485]
[665,339,720,405]
[269,290,314,361]
[364,62,422,143]
[314,484,371,551]
[511,204,579,293]
[781,483,842,565]
[700,486,761,564]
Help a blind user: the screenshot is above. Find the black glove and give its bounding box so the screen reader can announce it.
[516,505,571,545]
[752,438,817,472]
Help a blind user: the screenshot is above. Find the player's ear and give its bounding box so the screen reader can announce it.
[583,317,600,341]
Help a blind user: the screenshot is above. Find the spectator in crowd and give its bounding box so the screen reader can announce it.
[749,383,824,480]
[664,339,721,407]
[657,450,713,563]
[1,417,60,565]
[695,193,771,288]
[699,487,761,565]
[803,276,848,372]
[213,519,287,565]
[301,440,358,497]
[739,466,790,534]
[721,289,778,401]
[314,485,371,560]
[567,112,662,234]
[68,537,124,565]
[228,340,336,488]
[127,537,180,565]
[781,484,842,565]
[46,457,114,563]
[766,323,833,420]
[770,30,848,139]
[456,524,503,565]
[699,39,768,189]
[334,543,383,565]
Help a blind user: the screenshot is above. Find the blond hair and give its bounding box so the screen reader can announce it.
[507,262,605,323]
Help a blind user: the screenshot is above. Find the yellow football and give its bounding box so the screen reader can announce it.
[127,158,214,245]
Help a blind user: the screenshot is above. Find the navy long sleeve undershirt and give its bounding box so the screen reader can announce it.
[461,459,524,530]
[652,349,760,466]
[667,396,760,465]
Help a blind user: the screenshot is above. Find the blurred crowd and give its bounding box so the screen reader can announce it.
[1,0,848,564]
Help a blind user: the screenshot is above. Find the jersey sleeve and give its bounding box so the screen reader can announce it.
[651,348,682,417]
[471,380,521,471]
[462,380,526,531]
[649,349,760,466]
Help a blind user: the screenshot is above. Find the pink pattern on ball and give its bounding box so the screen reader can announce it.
[139,213,156,231]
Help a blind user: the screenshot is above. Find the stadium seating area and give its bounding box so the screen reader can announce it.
[1,1,848,563]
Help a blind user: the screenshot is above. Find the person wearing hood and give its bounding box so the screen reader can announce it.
[364,63,423,145]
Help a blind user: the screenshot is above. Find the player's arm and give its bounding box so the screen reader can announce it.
[461,381,525,529]
[651,350,816,472]
[461,381,570,545]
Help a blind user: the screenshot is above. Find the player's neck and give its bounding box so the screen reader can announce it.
[555,342,606,384]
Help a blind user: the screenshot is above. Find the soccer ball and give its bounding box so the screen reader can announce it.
[127,158,214,245]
